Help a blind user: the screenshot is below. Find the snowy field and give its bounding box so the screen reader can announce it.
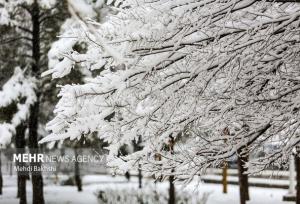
[0,175,292,204]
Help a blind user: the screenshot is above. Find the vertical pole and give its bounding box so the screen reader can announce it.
[296,148,300,204]
[289,155,295,195]
[0,151,2,195]
[222,163,228,194]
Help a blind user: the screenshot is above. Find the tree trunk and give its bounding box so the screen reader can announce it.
[296,151,300,204]
[29,100,44,204]
[0,150,3,195]
[169,174,175,204]
[10,160,12,176]
[15,124,27,204]
[134,136,143,189]
[17,175,27,204]
[168,136,175,204]
[243,155,249,201]
[74,148,82,192]
[125,171,131,181]
[138,164,142,189]
[28,1,44,204]
[237,151,250,204]
[237,156,246,204]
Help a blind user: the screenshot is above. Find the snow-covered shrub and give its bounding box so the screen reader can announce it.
[97,187,209,204]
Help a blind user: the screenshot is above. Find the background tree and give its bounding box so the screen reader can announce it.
[0,67,36,204]
[0,19,30,203]
[0,0,70,203]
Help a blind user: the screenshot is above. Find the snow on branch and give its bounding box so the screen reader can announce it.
[42,0,300,179]
[0,67,36,145]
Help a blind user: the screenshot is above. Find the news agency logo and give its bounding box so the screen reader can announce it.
[10,149,107,175]
[13,153,44,163]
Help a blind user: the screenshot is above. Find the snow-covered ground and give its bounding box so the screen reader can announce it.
[201,183,289,204]
[0,175,292,204]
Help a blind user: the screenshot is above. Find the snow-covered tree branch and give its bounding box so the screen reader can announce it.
[0,67,36,146]
[41,0,300,180]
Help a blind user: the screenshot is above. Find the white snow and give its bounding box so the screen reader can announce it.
[0,174,292,204]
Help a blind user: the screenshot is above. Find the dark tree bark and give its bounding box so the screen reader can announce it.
[9,160,12,176]
[296,150,300,204]
[74,148,82,192]
[15,123,27,204]
[138,164,142,189]
[237,156,246,204]
[168,136,175,204]
[28,1,44,204]
[0,150,3,195]
[28,101,44,204]
[125,171,131,181]
[237,151,250,204]
[133,136,143,189]
[244,159,249,201]
[17,175,27,204]
[168,174,175,204]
